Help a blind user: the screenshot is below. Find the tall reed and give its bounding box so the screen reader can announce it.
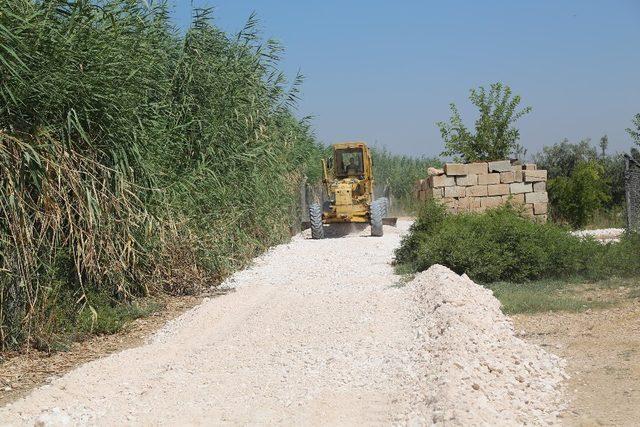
[0,1,321,349]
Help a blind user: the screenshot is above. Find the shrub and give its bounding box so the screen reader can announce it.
[395,201,640,283]
[548,161,611,228]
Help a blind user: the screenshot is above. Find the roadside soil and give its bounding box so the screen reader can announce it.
[513,296,640,426]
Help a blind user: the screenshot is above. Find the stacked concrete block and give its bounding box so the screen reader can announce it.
[413,161,549,222]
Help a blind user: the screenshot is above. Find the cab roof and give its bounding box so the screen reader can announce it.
[332,141,369,150]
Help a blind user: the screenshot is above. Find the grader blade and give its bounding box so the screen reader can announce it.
[382,217,398,226]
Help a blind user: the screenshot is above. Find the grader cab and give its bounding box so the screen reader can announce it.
[308,142,391,239]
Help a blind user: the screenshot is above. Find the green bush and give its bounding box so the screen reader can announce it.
[395,201,640,283]
[548,161,611,228]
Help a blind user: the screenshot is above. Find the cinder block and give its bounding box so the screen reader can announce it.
[523,170,547,182]
[514,170,523,181]
[502,193,525,204]
[456,197,471,212]
[500,171,516,183]
[431,187,444,199]
[522,204,535,217]
[488,160,512,172]
[467,162,488,175]
[533,181,546,192]
[510,182,533,194]
[441,197,457,213]
[533,202,548,214]
[481,196,503,208]
[435,186,449,199]
[470,197,482,210]
[444,163,468,176]
[523,163,537,170]
[478,173,500,185]
[502,194,524,205]
[444,186,466,198]
[487,184,510,196]
[431,175,456,188]
[525,191,548,203]
[456,174,477,186]
[441,197,456,205]
[467,185,488,197]
[511,164,524,171]
[427,166,444,176]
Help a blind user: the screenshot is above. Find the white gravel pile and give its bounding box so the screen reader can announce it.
[571,228,625,243]
[407,265,567,425]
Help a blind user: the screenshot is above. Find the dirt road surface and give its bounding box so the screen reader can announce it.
[1,221,565,426]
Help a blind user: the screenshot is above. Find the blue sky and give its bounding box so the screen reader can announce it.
[169,0,640,157]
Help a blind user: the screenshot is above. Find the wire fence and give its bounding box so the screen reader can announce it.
[625,155,640,232]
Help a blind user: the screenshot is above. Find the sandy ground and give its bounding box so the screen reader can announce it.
[0,221,566,426]
[513,299,640,426]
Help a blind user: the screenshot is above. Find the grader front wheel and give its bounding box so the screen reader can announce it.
[370,200,384,237]
[309,203,324,239]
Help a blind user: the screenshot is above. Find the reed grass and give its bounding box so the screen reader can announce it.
[0,1,321,349]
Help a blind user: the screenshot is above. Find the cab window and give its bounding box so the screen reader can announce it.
[335,148,364,177]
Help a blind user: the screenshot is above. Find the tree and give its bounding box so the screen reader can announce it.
[437,82,532,162]
[626,113,640,146]
[599,134,608,158]
[548,161,611,229]
[533,138,597,179]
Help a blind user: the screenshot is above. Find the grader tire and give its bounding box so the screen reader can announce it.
[377,197,389,217]
[309,203,324,239]
[370,200,384,237]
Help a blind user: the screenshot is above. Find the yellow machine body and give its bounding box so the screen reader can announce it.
[321,142,374,223]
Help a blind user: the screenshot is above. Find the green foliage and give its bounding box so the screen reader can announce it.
[438,83,532,162]
[395,201,640,283]
[627,113,640,146]
[599,134,609,158]
[548,161,611,229]
[533,138,598,179]
[0,1,321,349]
[370,146,440,212]
[487,280,610,314]
[534,138,626,216]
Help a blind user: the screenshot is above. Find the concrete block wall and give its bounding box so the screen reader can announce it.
[413,161,549,222]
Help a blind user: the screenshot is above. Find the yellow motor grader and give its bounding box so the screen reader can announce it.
[309,142,392,239]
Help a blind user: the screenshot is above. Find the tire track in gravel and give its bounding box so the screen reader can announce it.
[0,222,416,426]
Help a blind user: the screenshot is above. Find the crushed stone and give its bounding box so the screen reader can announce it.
[404,265,567,426]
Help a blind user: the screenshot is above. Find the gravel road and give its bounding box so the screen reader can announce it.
[1,222,418,425]
[1,220,565,426]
